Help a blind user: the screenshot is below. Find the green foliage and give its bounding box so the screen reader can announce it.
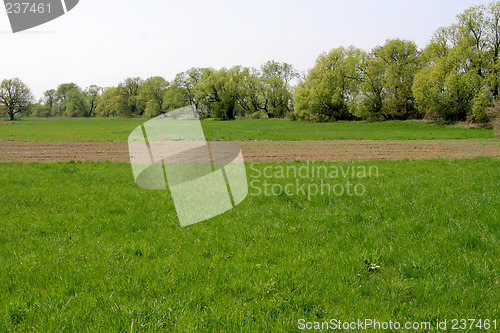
[95,87,129,117]
[65,87,88,117]
[141,76,169,117]
[413,49,480,121]
[413,1,500,122]
[374,39,422,119]
[163,84,190,111]
[58,86,100,118]
[194,67,247,119]
[295,2,499,123]
[472,89,495,123]
[84,85,101,118]
[352,52,385,119]
[119,77,145,116]
[0,78,34,121]
[41,89,55,110]
[52,83,78,116]
[236,67,264,116]
[295,41,421,122]
[258,61,298,118]
[0,158,498,330]
[31,103,51,117]
[31,62,298,121]
[353,40,422,120]
[295,46,363,121]
[171,68,204,112]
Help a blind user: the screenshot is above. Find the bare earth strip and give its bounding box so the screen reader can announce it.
[0,140,499,163]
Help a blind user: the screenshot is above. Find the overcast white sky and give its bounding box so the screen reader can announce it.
[0,0,491,98]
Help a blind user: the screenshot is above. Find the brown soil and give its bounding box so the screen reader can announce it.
[0,140,498,163]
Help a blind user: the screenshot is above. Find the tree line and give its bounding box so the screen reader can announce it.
[295,1,500,122]
[27,61,298,120]
[1,1,499,122]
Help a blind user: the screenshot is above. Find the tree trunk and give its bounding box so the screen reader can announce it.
[8,108,15,121]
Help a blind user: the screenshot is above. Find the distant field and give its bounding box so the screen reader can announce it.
[0,117,495,141]
[0,158,498,331]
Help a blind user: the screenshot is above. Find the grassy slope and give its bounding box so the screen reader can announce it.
[0,158,498,331]
[0,118,495,141]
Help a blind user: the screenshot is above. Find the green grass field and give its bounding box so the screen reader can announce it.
[0,117,495,141]
[0,158,498,331]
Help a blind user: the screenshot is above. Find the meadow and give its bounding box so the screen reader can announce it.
[0,158,498,331]
[0,117,495,142]
[0,116,498,331]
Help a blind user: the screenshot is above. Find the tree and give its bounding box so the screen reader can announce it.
[42,89,56,110]
[259,61,298,118]
[84,85,101,117]
[172,68,204,112]
[163,84,191,112]
[413,48,480,121]
[234,62,299,119]
[119,77,145,116]
[351,52,385,119]
[52,83,78,116]
[0,78,34,120]
[32,89,55,117]
[194,67,245,119]
[65,87,87,117]
[32,103,52,117]
[141,76,169,117]
[372,39,422,119]
[236,67,263,116]
[486,1,500,98]
[413,2,500,122]
[294,46,363,122]
[64,86,101,117]
[95,87,129,117]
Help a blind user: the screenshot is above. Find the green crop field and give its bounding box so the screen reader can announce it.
[0,158,498,331]
[0,117,495,142]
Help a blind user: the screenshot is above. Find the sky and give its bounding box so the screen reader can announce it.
[0,0,493,99]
